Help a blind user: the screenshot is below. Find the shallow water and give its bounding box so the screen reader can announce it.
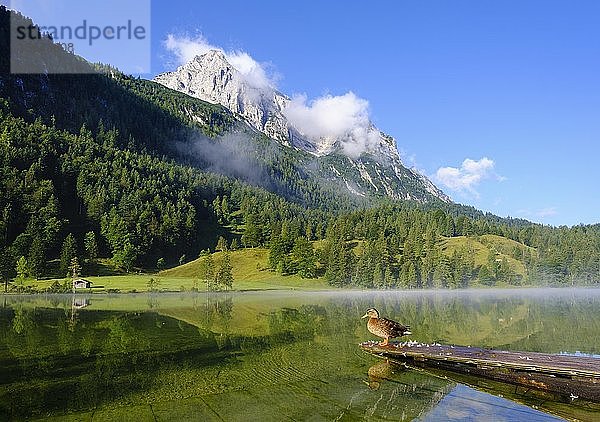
[1,288,599,421]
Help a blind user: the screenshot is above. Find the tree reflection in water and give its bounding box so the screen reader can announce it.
[0,290,598,421]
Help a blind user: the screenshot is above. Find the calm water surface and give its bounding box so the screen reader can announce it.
[1,288,600,421]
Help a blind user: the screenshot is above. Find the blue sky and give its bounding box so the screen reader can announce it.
[7,1,600,226]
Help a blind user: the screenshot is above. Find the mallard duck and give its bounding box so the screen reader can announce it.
[361,308,411,346]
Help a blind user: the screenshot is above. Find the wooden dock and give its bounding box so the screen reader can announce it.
[360,341,600,402]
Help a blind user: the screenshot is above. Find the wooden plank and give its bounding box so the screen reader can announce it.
[359,341,600,402]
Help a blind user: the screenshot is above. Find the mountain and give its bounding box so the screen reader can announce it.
[156,50,291,145]
[154,50,451,203]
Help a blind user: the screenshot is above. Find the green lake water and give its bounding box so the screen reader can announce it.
[1,289,600,421]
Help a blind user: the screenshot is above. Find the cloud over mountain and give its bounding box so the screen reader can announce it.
[164,33,277,90]
[434,157,500,195]
[283,92,380,158]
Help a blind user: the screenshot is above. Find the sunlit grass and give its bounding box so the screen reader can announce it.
[439,235,530,277]
[17,248,328,293]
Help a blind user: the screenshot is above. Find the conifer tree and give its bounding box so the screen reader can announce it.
[15,256,29,285]
[216,236,228,252]
[399,261,417,289]
[384,266,396,288]
[84,231,98,262]
[433,257,451,288]
[242,214,262,247]
[0,248,15,292]
[60,234,77,277]
[69,256,81,280]
[28,236,46,280]
[373,262,384,288]
[221,196,230,223]
[292,237,316,278]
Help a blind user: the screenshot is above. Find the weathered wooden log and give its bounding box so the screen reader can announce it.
[360,341,600,403]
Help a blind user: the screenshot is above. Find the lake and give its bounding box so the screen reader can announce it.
[1,289,600,421]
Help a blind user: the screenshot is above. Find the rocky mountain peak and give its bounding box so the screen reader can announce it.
[200,49,227,61]
[153,51,451,203]
[155,50,290,143]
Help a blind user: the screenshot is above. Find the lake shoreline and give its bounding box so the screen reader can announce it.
[3,284,600,297]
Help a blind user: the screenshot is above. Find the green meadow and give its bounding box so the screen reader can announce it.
[8,234,542,294]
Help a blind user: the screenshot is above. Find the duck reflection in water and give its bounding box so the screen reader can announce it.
[364,360,404,390]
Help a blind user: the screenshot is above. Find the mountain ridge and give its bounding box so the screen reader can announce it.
[153,49,451,203]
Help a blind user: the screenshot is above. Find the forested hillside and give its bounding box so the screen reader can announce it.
[1,6,599,289]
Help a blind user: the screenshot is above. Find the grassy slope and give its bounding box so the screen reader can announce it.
[161,248,328,290]
[17,236,535,293]
[19,248,327,293]
[439,234,535,277]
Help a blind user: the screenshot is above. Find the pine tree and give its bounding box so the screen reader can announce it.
[84,231,98,262]
[373,262,384,288]
[220,196,230,223]
[0,247,16,292]
[212,195,222,223]
[421,250,436,288]
[330,243,355,286]
[384,266,396,288]
[292,237,316,278]
[433,257,451,288]
[242,214,262,247]
[156,257,166,272]
[28,236,46,280]
[69,257,81,280]
[15,256,29,285]
[269,237,286,269]
[325,241,345,286]
[60,234,77,277]
[478,265,495,286]
[114,242,136,272]
[355,253,372,287]
[305,223,313,241]
[399,261,417,289]
[216,236,228,252]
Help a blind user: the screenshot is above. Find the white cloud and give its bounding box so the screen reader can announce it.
[164,34,215,65]
[516,207,559,222]
[163,33,277,90]
[283,92,380,157]
[537,207,558,218]
[434,157,500,195]
[518,207,558,218]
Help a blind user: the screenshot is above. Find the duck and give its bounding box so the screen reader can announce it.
[361,308,411,346]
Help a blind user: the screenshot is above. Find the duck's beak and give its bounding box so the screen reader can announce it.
[361,313,369,319]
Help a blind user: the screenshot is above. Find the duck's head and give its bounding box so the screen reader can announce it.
[361,308,380,319]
